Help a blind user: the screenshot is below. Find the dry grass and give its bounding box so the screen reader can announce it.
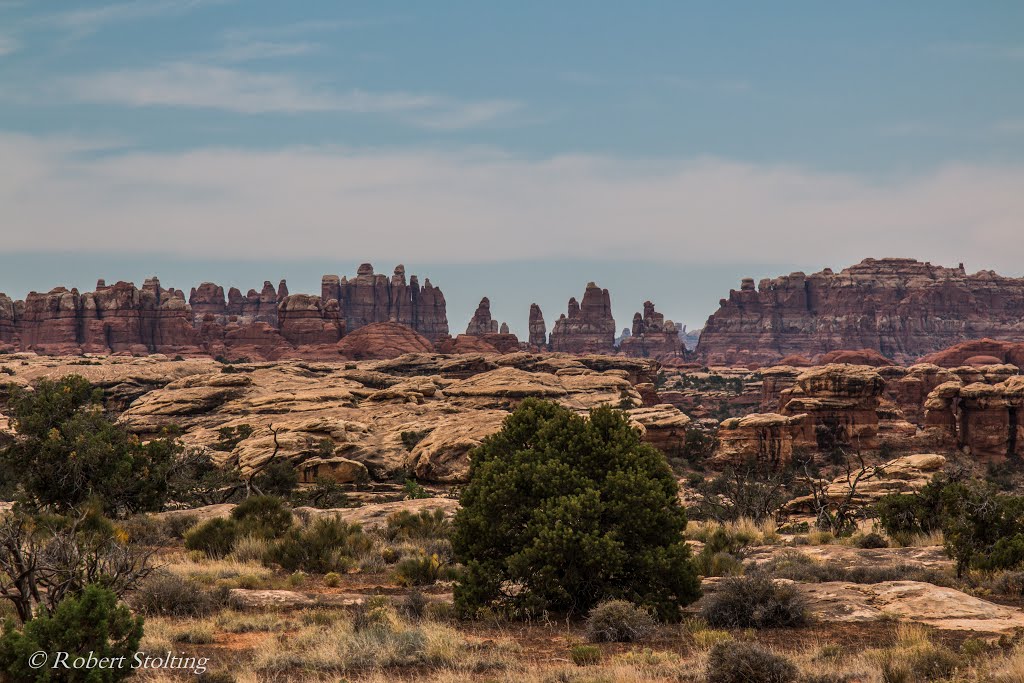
[161,553,273,585]
[688,517,780,546]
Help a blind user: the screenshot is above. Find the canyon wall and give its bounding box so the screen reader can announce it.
[696,258,1024,366]
[0,264,448,359]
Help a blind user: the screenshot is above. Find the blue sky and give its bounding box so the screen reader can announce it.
[0,1,1022,333]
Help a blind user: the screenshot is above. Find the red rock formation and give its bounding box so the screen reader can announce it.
[924,376,1024,462]
[697,258,1024,366]
[619,301,683,359]
[278,294,344,347]
[549,282,616,354]
[780,364,886,451]
[528,303,547,349]
[337,322,434,360]
[435,334,500,355]
[320,264,448,341]
[0,263,449,359]
[466,297,499,335]
[817,349,894,367]
[920,339,1024,368]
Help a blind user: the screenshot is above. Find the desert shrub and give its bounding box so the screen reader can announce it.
[250,462,298,498]
[0,584,143,683]
[129,571,229,617]
[939,480,1024,576]
[696,551,745,577]
[401,431,429,451]
[119,514,173,546]
[403,478,431,499]
[229,535,271,564]
[879,645,961,683]
[266,517,372,573]
[452,399,699,620]
[394,553,450,586]
[855,532,889,549]
[0,375,177,516]
[184,517,239,558]
[402,590,428,620]
[705,640,797,683]
[569,644,602,666]
[385,508,449,541]
[324,572,342,588]
[701,574,807,628]
[231,495,293,539]
[172,625,216,644]
[876,476,948,537]
[988,570,1024,597]
[584,599,657,643]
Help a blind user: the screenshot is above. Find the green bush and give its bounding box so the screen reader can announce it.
[184,518,239,558]
[584,600,657,643]
[384,509,449,541]
[452,399,699,620]
[230,495,293,539]
[569,644,602,666]
[250,462,298,498]
[265,517,372,573]
[0,376,178,516]
[0,584,143,683]
[701,574,807,628]
[854,532,889,549]
[705,641,797,683]
[394,553,449,586]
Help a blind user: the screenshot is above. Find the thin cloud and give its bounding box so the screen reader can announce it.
[0,34,18,56]
[65,62,523,128]
[1,133,1022,275]
[933,41,1024,61]
[33,0,228,36]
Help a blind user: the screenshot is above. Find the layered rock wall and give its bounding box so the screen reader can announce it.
[697,258,1024,366]
[0,264,448,359]
[549,282,616,354]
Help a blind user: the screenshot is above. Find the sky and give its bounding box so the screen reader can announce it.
[0,1,1022,335]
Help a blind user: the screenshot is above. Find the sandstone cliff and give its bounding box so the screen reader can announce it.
[0,264,449,359]
[549,282,616,354]
[619,301,683,360]
[696,258,1024,365]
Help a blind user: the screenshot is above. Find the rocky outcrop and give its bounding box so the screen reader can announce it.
[697,258,1024,365]
[619,301,683,360]
[92,351,680,483]
[780,364,886,451]
[465,297,499,335]
[320,264,448,341]
[337,322,434,360]
[786,454,947,512]
[716,413,807,466]
[920,339,1024,368]
[549,283,616,354]
[923,374,1024,462]
[528,304,547,348]
[0,264,448,359]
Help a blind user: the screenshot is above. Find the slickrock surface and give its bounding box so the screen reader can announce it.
[549,282,616,354]
[696,258,1024,365]
[0,352,669,484]
[786,454,946,513]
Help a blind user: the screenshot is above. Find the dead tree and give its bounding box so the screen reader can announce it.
[803,450,875,536]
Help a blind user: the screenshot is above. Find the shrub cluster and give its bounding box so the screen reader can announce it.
[701,574,807,628]
[705,641,797,683]
[584,600,657,643]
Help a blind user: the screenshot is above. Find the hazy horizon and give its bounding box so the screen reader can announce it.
[1,2,1022,336]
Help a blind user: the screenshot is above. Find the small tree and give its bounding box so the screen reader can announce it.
[0,584,143,683]
[1,376,177,517]
[452,399,699,620]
